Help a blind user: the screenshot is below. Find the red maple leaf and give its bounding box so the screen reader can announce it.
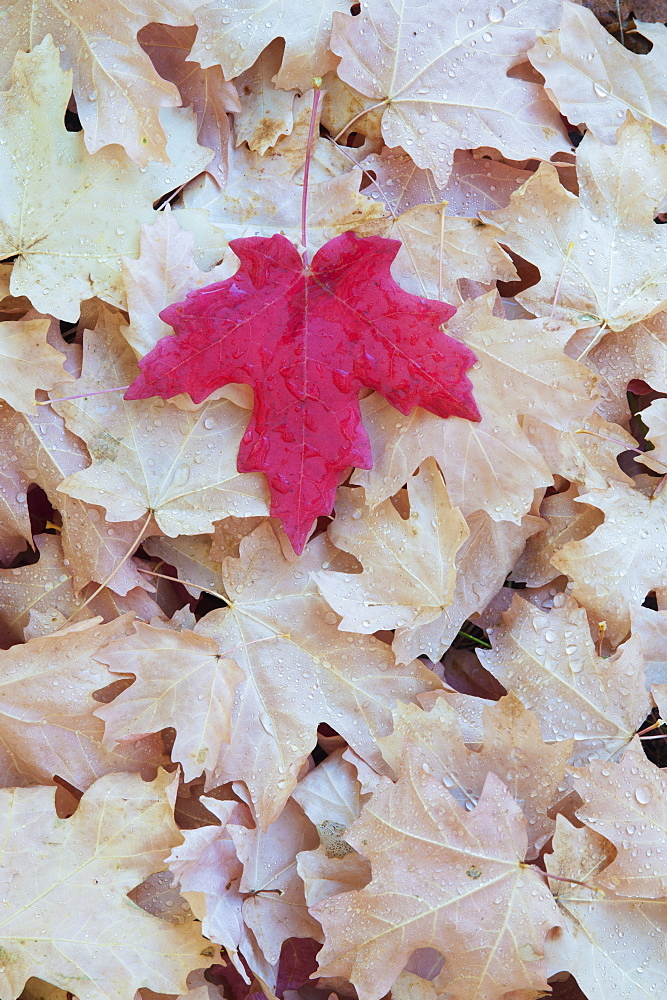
[125,231,480,552]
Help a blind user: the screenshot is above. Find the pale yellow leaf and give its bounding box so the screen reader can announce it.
[529,2,667,145]
[193,522,442,826]
[481,118,667,331]
[0,770,211,1000]
[54,310,269,535]
[0,0,197,165]
[331,0,568,186]
[95,621,245,781]
[314,755,561,1000]
[0,38,212,321]
[478,593,651,764]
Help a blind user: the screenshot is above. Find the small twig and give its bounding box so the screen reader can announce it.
[39,385,130,405]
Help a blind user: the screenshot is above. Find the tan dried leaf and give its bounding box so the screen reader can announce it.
[529,3,667,144]
[0,0,198,165]
[573,737,667,898]
[550,480,667,644]
[378,692,571,857]
[95,622,244,781]
[353,292,597,520]
[371,203,517,305]
[1,399,151,596]
[54,312,269,535]
[481,119,667,331]
[233,40,297,154]
[0,38,212,321]
[586,311,667,420]
[314,753,561,1000]
[478,593,650,764]
[193,522,442,826]
[359,148,533,217]
[0,533,161,645]
[0,770,210,1000]
[521,414,637,491]
[315,460,469,640]
[229,797,321,963]
[0,615,167,788]
[139,23,241,186]
[191,0,350,91]
[512,485,604,588]
[545,816,667,1000]
[331,0,568,186]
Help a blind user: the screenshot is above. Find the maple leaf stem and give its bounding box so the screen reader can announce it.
[456,629,491,649]
[331,99,389,144]
[325,136,397,219]
[653,473,667,497]
[301,81,323,267]
[573,427,647,456]
[61,510,153,626]
[522,863,599,892]
[137,566,228,603]
[576,323,608,362]
[637,717,667,737]
[38,385,130,405]
[550,240,575,322]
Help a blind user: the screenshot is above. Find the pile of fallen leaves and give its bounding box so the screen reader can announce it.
[4,0,667,998]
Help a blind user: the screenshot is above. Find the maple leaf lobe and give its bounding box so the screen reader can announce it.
[126,231,480,551]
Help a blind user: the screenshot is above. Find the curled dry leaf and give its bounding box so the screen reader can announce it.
[0,770,211,1000]
[478,593,651,765]
[139,23,241,187]
[182,93,389,255]
[232,40,298,154]
[0,38,212,321]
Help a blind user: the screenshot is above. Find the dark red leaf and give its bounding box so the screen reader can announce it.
[126,231,480,552]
